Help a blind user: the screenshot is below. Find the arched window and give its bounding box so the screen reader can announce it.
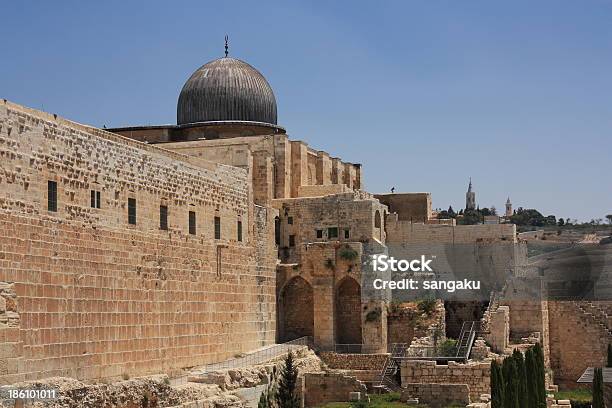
[374,210,381,228]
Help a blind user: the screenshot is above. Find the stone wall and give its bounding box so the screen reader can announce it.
[375,193,432,223]
[319,352,387,371]
[401,383,471,407]
[0,101,277,384]
[548,301,611,387]
[400,360,490,401]
[159,135,361,206]
[386,218,517,244]
[303,372,367,408]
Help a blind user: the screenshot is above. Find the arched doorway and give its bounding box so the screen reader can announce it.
[280,277,314,342]
[335,277,362,345]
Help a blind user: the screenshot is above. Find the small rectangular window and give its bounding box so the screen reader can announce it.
[160,205,168,230]
[128,198,136,225]
[91,190,101,209]
[214,216,221,239]
[328,227,338,239]
[289,235,295,247]
[189,211,196,235]
[47,181,57,212]
[287,216,293,225]
[316,229,323,239]
[344,229,350,239]
[237,220,243,242]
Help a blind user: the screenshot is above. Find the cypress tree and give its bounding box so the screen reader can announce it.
[275,352,300,408]
[608,343,612,368]
[512,349,528,408]
[491,359,505,408]
[525,348,539,408]
[593,367,604,408]
[502,356,519,408]
[533,343,547,407]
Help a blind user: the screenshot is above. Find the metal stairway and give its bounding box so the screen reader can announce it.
[455,321,479,361]
[375,343,407,392]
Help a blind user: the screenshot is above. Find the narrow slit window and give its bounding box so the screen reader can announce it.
[344,229,350,239]
[189,211,196,235]
[47,181,57,212]
[91,190,101,209]
[289,235,295,247]
[160,205,168,230]
[316,229,323,239]
[237,220,243,242]
[128,198,136,225]
[214,216,221,239]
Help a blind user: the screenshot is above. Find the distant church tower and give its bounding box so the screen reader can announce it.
[465,178,476,211]
[505,197,512,217]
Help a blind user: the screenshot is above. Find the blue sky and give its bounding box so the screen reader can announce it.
[1,0,611,221]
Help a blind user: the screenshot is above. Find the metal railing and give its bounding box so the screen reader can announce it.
[334,343,363,354]
[194,337,311,374]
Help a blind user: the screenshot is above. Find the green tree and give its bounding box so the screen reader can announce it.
[593,367,605,408]
[512,349,528,408]
[607,214,612,225]
[502,356,519,408]
[275,352,300,408]
[608,343,612,368]
[525,348,539,408]
[491,359,505,408]
[558,218,565,226]
[533,343,547,408]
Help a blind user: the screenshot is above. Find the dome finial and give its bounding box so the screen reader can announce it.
[224,35,229,57]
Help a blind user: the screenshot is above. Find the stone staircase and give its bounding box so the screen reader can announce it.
[573,301,612,338]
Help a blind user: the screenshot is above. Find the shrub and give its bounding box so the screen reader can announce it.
[417,298,437,315]
[437,339,457,356]
[339,246,359,261]
[593,367,604,408]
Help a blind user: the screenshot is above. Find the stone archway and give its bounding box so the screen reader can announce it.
[280,276,314,342]
[335,277,362,345]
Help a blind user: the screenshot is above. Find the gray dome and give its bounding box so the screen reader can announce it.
[177,57,277,126]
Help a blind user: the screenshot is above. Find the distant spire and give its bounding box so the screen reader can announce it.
[468,177,472,192]
[224,35,229,57]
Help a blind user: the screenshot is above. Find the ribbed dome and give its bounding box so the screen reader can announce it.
[177,57,277,126]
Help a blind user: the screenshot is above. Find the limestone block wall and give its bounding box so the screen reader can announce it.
[319,352,388,371]
[375,193,432,223]
[401,383,471,407]
[0,101,277,384]
[548,301,611,387]
[385,218,517,245]
[160,135,361,205]
[400,360,490,401]
[303,372,367,408]
[273,192,388,262]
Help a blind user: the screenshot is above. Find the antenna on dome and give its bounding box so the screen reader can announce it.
[224,35,229,57]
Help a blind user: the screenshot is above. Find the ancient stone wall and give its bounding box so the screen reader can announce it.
[548,301,611,387]
[375,193,432,223]
[0,101,277,384]
[400,360,490,401]
[303,372,367,408]
[159,135,361,205]
[401,383,471,407]
[319,352,387,371]
[385,218,517,244]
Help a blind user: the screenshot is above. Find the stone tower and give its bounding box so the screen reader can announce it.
[465,178,476,211]
[505,197,512,217]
